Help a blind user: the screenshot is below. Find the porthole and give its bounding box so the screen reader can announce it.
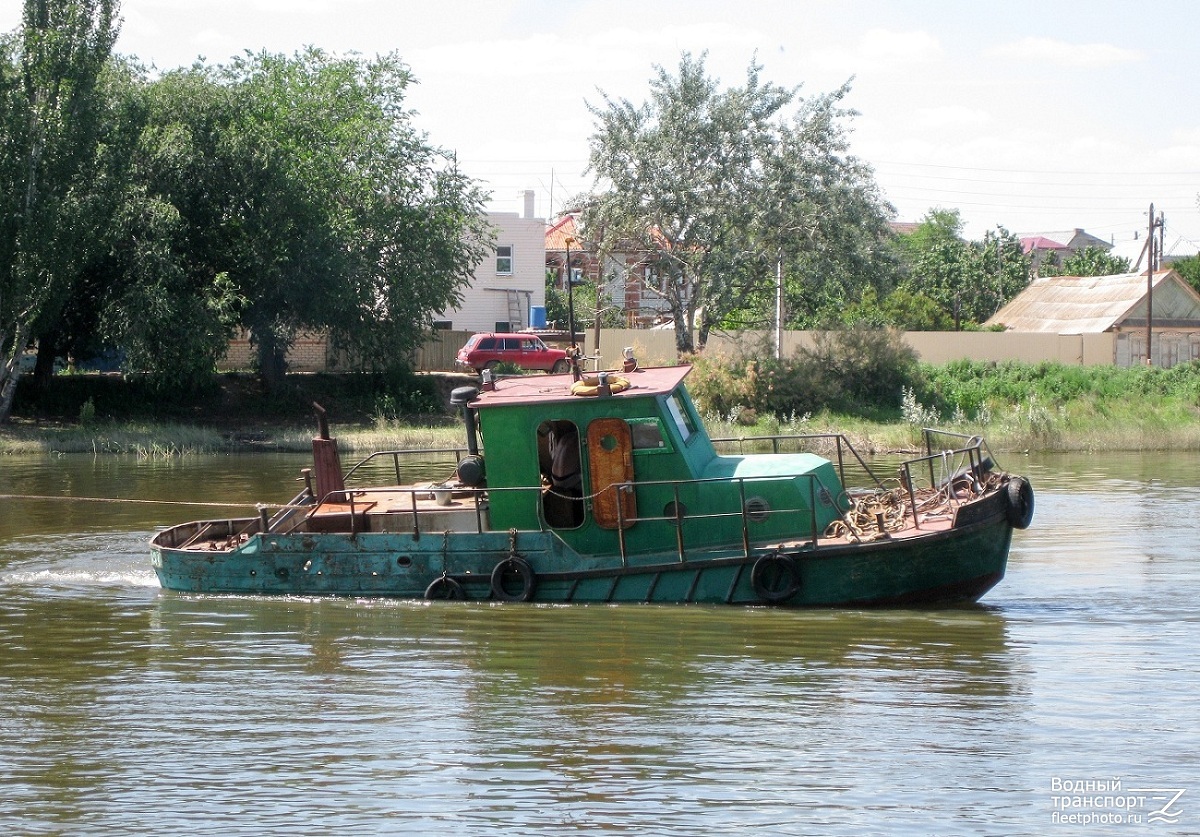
[663,501,688,519]
[744,496,771,523]
[397,555,412,568]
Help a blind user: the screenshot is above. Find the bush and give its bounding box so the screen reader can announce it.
[915,359,1200,419]
[760,326,919,419]
[685,351,762,419]
[688,327,920,420]
[12,369,444,426]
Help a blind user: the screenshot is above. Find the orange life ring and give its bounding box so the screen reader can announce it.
[569,375,631,397]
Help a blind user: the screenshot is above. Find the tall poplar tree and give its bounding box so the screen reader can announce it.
[0,0,119,421]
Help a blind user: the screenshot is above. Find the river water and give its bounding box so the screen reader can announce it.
[1,450,1197,835]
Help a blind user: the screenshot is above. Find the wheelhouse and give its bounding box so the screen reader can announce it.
[470,366,847,558]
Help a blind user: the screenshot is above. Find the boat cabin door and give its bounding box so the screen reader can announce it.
[586,417,637,529]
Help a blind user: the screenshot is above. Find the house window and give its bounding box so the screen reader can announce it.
[496,245,513,275]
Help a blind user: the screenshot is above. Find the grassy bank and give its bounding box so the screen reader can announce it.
[0,417,469,456]
[5,401,1198,457]
[3,361,1200,456]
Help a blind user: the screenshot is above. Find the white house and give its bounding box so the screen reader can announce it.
[435,191,546,333]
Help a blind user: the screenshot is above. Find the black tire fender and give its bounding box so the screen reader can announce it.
[1005,477,1035,530]
[424,575,466,600]
[750,553,801,603]
[490,557,537,602]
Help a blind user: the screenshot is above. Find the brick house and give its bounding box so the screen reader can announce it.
[545,213,670,328]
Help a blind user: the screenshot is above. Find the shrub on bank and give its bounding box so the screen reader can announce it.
[689,326,920,421]
[916,359,1200,420]
[689,346,1200,435]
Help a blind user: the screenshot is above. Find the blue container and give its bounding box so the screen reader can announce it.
[530,305,547,329]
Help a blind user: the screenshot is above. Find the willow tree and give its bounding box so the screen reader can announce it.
[0,0,119,421]
[582,52,893,353]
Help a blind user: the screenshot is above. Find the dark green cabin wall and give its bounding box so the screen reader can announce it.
[472,385,834,557]
[477,388,712,542]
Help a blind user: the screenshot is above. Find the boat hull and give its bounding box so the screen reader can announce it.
[150,490,1013,607]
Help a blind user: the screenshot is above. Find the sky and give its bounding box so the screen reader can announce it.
[4,0,1199,261]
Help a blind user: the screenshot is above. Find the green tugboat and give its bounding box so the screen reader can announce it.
[150,365,1033,605]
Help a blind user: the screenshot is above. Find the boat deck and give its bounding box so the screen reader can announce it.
[163,480,974,554]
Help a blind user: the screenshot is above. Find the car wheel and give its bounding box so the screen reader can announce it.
[551,360,568,374]
[483,360,499,371]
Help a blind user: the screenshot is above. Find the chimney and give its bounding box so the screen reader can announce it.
[523,190,535,219]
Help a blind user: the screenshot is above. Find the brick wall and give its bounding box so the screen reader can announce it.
[217,329,336,373]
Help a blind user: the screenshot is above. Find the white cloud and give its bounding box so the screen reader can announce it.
[988,37,1142,68]
[813,28,943,76]
[858,28,943,64]
[910,106,992,131]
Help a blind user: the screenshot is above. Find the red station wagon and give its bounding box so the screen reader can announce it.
[456,333,570,373]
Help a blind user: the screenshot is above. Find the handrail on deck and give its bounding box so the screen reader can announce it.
[273,469,834,567]
[341,446,474,485]
[899,431,996,529]
[710,432,881,487]
[269,431,996,557]
[611,471,834,564]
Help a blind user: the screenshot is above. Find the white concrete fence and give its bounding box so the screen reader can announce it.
[221,327,1176,374]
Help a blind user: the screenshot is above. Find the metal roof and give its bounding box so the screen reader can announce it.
[545,214,579,252]
[985,270,1199,334]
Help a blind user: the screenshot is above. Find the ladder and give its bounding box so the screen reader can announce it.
[506,290,524,329]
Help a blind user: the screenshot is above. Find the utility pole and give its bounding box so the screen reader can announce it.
[774,250,783,360]
[1145,203,1165,366]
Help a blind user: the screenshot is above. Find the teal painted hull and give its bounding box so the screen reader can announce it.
[151,489,1013,607]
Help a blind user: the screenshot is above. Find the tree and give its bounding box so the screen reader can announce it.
[0,0,120,421]
[895,207,963,259]
[895,210,1030,328]
[582,52,893,353]
[89,63,244,390]
[131,49,492,390]
[1058,246,1131,277]
[730,83,898,334]
[841,286,952,330]
[1173,254,1200,296]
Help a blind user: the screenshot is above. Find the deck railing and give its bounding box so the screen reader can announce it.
[711,432,882,488]
[342,446,472,486]
[276,469,839,566]
[244,431,999,558]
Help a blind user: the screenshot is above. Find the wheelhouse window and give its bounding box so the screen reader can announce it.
[666,390,697,442]
[629,418,671,452]
[496,245,513,275]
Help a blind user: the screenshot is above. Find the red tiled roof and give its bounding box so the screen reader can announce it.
[545,215,579,251]
[1020,236,1068,254]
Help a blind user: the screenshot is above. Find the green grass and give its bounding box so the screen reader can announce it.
[0,417,470,456]
[0,421,228,456]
